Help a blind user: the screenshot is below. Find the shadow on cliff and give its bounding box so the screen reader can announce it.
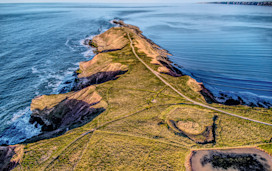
[25,99,106,143]
[72,70,127,91]
[0,146,22,171]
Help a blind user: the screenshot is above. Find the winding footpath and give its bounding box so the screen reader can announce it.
[127,33,272,127]
[37,31,272,171]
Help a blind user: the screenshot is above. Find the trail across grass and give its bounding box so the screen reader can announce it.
[127,32,272,127]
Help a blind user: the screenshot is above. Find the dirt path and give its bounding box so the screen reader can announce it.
[127,33,272,127]
[42,106,151,170]
[36,31,272,171]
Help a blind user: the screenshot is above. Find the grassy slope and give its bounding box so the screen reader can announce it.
[15,27,272,170]
[258,144,272,155]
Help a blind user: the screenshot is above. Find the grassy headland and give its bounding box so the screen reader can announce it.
[1,21,271,170]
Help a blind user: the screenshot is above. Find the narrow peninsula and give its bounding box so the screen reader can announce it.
[1,21,272,171]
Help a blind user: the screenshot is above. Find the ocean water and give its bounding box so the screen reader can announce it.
[0,3,271,145]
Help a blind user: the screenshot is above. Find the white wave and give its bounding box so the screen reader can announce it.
[0,20,116,145]
[79,35,94,47]
[82,48,96,58]
[79,22,112,59]
[174,64,272,107]
[205,84,272,108]
[53,66,79,93]
[79,34,96,58]
[0,107,41,145]
[109,19,115,25]
[110,19,122,27]
[32,64,78,94]
[31,66,39,74]
[65,39,76,52]
[9,107,30,123]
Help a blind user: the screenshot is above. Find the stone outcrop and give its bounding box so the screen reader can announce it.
[91,27,129,52]
[187,77,216,103]
[0,145,23,171]
[73,53,128,91]
[113,20,183,77]
[29,26,131,140]
[30,86,107,133]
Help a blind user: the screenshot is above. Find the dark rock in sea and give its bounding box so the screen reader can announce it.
[224,98,241,106]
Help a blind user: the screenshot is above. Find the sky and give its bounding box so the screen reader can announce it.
[0,0,188,3]
[0,0,265,3]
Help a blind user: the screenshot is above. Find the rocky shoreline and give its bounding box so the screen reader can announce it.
[0,145,23,171]
[1,20,272,171]
[110,21,272,108]
[25,20,219,142]
[25,20,271,143]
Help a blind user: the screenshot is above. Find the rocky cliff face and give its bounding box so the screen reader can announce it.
[30,86,106,133]
[29,26,131,140]
[91,27,129,52]
[73,53,128,91]
[187,77,216,103]
[114,21,215,102]
[113,20,181,77]
[28,20,218,141]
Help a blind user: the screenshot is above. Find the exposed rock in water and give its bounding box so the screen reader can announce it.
[0,145,23,171]
[224,97,243,106]
[28,26,131,141]
[30,86,107,134]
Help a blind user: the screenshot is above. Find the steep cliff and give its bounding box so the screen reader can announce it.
[30,86,107,134]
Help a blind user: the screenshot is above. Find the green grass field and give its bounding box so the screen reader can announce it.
[13,26,272,170]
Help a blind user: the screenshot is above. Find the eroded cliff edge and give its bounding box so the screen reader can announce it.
[1,20,271,171]
[28,20,220,141]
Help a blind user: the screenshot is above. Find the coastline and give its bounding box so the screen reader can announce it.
[113,20,272,108]
[26,20,272,141]
[26,20,219,141]
[20,20,272,142]
[1,20,272,171]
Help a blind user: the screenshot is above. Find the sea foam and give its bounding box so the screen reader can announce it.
[0,107,41,145]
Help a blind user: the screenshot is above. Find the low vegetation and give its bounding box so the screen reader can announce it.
[161,106,216,144]
[258,144,272,155]
[2,22,270,170]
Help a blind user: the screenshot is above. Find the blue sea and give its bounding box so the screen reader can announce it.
[0,3,271,145]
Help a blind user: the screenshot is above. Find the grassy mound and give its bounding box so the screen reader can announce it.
[161,105,217,144]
